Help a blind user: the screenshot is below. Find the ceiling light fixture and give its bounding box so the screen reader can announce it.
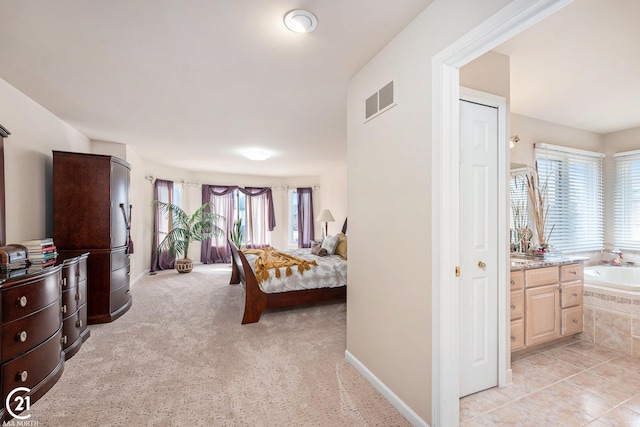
[243,149,271,161]
[284,9,318,33]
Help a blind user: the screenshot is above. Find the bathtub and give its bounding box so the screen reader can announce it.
[581,265,640,358]
[584,265,640,295]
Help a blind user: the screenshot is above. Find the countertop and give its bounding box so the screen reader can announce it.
[510,254,589,271]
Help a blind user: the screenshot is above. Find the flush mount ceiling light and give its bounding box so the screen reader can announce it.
[243,149,271,161]
[284,9,317,33]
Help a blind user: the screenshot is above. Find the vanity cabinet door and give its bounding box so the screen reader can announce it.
[510,270,524,291]
[510,319,525,352]
[525,284,561,347]
[510,290,524,320]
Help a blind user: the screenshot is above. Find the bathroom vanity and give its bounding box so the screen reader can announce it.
[510,258,584,353]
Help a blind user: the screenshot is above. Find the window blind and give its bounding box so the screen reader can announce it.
[534,143,604,252]
[614,150,640,250]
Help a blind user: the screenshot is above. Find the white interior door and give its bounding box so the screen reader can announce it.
[459,98,499,397]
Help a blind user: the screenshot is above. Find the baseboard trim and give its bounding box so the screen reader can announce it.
[344,350,430,427]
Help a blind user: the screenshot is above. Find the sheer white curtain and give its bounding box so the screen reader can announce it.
[245,191,271,248]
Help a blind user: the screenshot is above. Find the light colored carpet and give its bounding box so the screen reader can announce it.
[30,264,410,426]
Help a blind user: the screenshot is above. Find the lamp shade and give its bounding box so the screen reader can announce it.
[316,209,335,223]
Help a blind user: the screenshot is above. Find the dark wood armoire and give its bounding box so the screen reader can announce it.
[53,151,132,324]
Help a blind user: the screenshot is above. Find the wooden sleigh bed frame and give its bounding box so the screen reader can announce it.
[228,240,347,324]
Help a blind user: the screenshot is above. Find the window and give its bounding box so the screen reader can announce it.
[614,151,640,250]
[289,189,299,245]
[535,143,604,252]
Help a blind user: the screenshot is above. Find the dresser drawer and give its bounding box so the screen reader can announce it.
[562,306,583,335]
[561,282,583,308]
[560,263,583,282]
[1,299,62,363]
[525,267,559,288]
[510,270,524,291]
[63,304,87,351]
[62,259,79,291]
[111,248,130,271]
[110,283,130,312]
[2,328,63,398]
[510,318,525,352]
[111,264,130,291]
[510,290,524,320]
[2,270,61,323]
[62,282,87,317]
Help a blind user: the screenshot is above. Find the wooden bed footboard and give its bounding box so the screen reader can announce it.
[227,240,346,324]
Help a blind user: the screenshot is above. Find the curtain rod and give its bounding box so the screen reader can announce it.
[145,176,319,190]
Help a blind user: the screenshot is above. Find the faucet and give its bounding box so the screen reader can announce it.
[611,249,623,266]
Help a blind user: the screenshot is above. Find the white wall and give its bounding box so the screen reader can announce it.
[346,0,511,423]
[0,78,91,243]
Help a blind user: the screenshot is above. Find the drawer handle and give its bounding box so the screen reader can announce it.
[76,293,82,301]
[510,304,516,309]
[17,371,28,382]
[17,331,27,343]
[511,336,516,340]
[61,305,67,314]
[76,270,81,277]
[61,277,67,287]
[510,279,515,285]
[570,270,577,275]
[126,290,130,294]
[573,319,579,323]
[16,296,27,308]
[572,292,578,297]
[76,320,83,328]
[61,335,68,345]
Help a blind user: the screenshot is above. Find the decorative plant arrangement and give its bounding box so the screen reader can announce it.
[153,201,224,273]
[230,217,243,249]
[510,172,531,253]
[526,166,554,253]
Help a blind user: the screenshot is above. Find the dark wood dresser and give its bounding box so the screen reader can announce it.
[60,253,90,359]
[53,151,132,324]
[0,265,65,421]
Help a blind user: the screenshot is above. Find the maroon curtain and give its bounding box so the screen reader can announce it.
[201,185,237,263]
[297,187,314,248]
[150,179,176,272]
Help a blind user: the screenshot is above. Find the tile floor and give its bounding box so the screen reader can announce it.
[460,339,640,426]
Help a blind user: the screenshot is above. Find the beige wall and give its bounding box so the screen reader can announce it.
[346,0,511,422]
[0,78,91,243]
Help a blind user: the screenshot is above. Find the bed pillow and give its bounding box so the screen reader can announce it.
[311,244,328,257]
[334,233,347,260]
[321,234,339,255]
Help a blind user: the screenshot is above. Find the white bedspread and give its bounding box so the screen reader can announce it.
[243,248,347,294]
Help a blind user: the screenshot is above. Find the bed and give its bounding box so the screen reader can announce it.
[228,238,347,324]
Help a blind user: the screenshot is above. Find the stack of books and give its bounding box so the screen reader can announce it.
[21,238,58,267]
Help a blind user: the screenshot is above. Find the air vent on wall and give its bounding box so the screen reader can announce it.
[365,81,396,122]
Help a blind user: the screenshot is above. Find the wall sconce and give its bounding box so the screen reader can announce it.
[510,135,520,149]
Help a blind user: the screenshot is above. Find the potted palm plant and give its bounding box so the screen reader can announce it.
[153,201,224,273]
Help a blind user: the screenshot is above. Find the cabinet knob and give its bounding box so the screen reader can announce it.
[76,320,83,328]
[572,292,578,297]
[510,304,516,309]
[61,305,67,314]
[573,319,579,323]
[16,296,27,307]
[570,270,577,275]
[511,336,517,340]
[510,279,515,285]
[16,331,27,343]
[17,371,28,382]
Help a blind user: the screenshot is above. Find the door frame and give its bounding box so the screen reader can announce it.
[431,0,574,425]
[459,86,508,397]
